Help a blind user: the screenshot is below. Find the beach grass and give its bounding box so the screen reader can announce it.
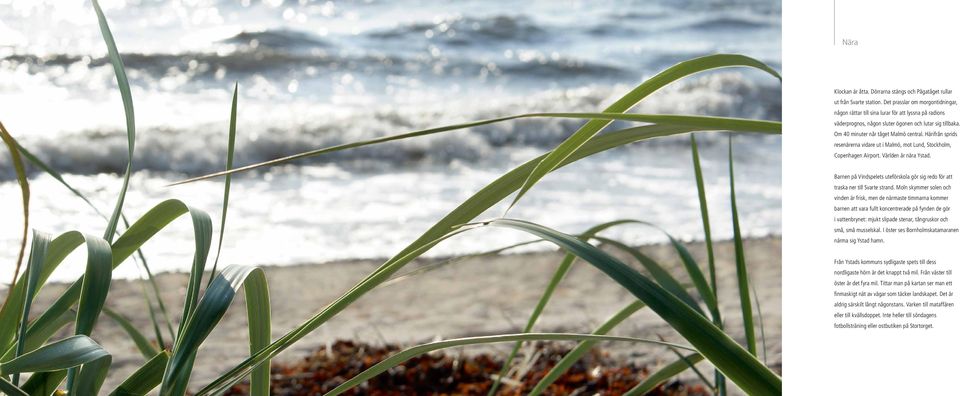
[0,1,782,395]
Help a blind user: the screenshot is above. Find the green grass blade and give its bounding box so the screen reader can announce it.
[103,307,159,360]
[384,239,547,286]
[1,311,72,366]
[485,218,780,395]
[71,352,111,395]
[691,133,728,396]
[623,353,706,396]
[324,333,692,396]
[507,54,781,211]
[728,135,756,356]
[109,351,169,396]
[66,234,114,390]
[243,267,271,396]
[489,219,646,395]
[161,265,270,396]
[173,210,213,344]
[171,113,779,186]
[0,123,30,326]
[91,0,136,243]
[593,237,703,314]
[0,377,29,396]
[12,231,52,386]
[690,134,717,297]
[6,200,211,358]
[0,335,108,375]
[14,142,176,345]
[194,124,779,395]
[528,301,646,396]
[551,219,717,321]
[752,275,768,364]
[209,82,239,286]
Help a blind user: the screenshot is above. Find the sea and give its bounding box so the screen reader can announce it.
[0,0,781,281]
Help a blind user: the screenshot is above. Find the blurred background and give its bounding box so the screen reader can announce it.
[0,0,781,280]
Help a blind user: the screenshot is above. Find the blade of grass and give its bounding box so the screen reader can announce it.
[690,134,716,297]
[12,231,51,386]
[14,142,177,344]
[91,0,136,243]
[484,218,780,395]
[103,307,159,360]
[728,134,756,356]
[161,265,270,396]
[752,273,768,364]
[109,351,169,396]
[489,219,652,395]
[0,123,30,315]
[0,335,108,375]
[692,132,728,396]
[324,333,693,396]
[170,113,779,186]
[194,124,779,395]
[0,377,28,396]
[65,234,114,391]
[384,239,546,286]
[507,54,782,212]
[592,237,702,313]
[209,82,239,286]
[7,200,212,358]
[71,351,111,395]
[528,301,646,396]
[623,353,706,396]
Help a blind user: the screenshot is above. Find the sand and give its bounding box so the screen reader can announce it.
[25,237,781,394]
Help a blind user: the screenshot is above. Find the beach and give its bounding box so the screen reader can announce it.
[27,237,781,393]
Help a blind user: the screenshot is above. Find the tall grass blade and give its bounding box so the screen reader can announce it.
[690,134,717,297]
[752,274,768,364]
[91,0,136,243]
[14,143,176,343]
[0,335,108,375]
[692,132,728,396]
[110,351,169,396]
[0,377,28,396]
[384,239,546,285]
[71,351,111,395]
[103,307,159,360]
[161,265,270,396]
[9,200,212,356]
[593,237,702,313]
[485,218,780,395]
[172,113,779,185]
[623,353,706,396]
[195,124,780,395]
[728,135,756,356]
[209,83,239,285]
[507,54,782,211]
[65,234,114,390]
[0,123,30,313]
[528,301,646,396]
[489,219,652,395]
[325,333,692,396]
[12,231,51,386]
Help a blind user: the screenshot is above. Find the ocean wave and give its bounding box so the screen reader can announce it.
[2,49,626,82]
[367,14,547,44]
[219,29,332,50]
[685,15,778,31]
[0,73,780,179]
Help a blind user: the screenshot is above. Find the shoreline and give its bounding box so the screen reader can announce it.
[27,236,781,393]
